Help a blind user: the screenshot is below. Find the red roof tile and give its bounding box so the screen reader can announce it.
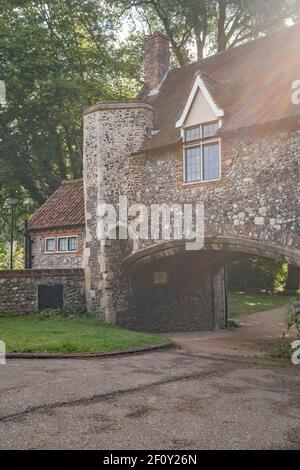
[140,23,300,150]
[28,179,85,231]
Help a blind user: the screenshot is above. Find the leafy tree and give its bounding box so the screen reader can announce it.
[213,0,300,53]
[0,187,35,270]
[0,0,141,266]
[228,257,289,291]
[113,0,300,64]
[0,0,140,205]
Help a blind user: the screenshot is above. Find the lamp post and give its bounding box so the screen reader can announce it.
[5,198,18,270]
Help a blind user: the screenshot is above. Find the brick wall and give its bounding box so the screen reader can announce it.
[144,32,170,93]
[0,269,85,315]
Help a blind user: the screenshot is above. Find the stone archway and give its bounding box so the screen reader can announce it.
[122,235,300,273]
[117,233,300,333]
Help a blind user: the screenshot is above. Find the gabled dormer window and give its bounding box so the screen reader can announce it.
[175,73,224,185]
[184,120,221,183]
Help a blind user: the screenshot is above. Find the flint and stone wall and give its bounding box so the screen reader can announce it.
[118,269,226,332]
[83,99,300,332]
[0,269,85,315]
[83,101,154,322]
[139,126,300,253]
[30,228,84,269]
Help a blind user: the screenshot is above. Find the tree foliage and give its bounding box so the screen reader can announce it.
[0,0,141,264]
[113,0,300,64]
[0,0,140,204]
[228,258,289,291]
[0,1,299,267]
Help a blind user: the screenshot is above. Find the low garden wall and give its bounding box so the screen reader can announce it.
[0,269,86,315]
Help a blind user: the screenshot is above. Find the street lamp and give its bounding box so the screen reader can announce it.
[5,198,18,270]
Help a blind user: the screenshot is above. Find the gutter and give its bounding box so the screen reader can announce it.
[23,220,32,269]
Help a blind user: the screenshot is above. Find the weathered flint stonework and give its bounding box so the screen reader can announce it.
[83,122,300,332]
[83,102,154,322]
[139,125,300,256]
[81,26,300,332]
[0,269,85,315]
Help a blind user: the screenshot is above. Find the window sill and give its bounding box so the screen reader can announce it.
[43,251,78,254]
[182,177,222,187]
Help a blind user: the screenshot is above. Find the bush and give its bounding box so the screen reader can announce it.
[286,300,300,337]
[268,335,292,359]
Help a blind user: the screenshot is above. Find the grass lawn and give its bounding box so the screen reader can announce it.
[228,291,298,317]
[0,314,169,353]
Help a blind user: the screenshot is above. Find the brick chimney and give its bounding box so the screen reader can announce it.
[144,31,170,96]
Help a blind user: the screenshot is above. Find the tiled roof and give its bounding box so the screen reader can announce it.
[28,179,85,231]
[140,23,300,150]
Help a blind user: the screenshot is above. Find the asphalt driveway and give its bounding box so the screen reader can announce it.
[0,349,299,450]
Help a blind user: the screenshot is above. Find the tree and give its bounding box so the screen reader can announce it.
[228,258,289,291]
[113,0,300,63]
[0,0,140,205]
[0,0,141,267]
[214,0,300,53]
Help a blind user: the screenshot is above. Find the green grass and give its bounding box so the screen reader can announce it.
[228,291,298,317]
[0,314,169,353]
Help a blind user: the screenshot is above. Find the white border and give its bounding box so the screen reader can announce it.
[44,237,55,254]
[176,75,224,128]
[183,137,222,185]
[44,235,79,254]
[57,235,78,253]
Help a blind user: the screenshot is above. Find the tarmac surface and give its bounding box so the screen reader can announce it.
[0,347,299,449]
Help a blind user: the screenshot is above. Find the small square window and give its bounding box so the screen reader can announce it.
[58,237,68,252]
[185,126,200,142]
[68,237,77,252]
[45,238,55,252]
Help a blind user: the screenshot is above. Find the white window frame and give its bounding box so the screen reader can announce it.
[57,235,78,253]
[183,120,222,185]
[44,237,55,254]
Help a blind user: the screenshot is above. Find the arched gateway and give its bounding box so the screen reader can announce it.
[82,26,300,332]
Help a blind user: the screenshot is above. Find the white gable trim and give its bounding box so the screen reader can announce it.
[176,74,224,128]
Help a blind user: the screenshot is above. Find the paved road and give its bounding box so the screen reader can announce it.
[0,349,299,449]
[170,306,294,356]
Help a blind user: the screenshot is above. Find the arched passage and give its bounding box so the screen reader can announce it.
[117,235,300,332]
[123,235,300,273]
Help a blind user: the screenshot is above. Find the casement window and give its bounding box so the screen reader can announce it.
[68,236,78,251]
[57,236,78,252]
[44,236,78,253]
[183,121,221,183]
[45,237,55,253]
